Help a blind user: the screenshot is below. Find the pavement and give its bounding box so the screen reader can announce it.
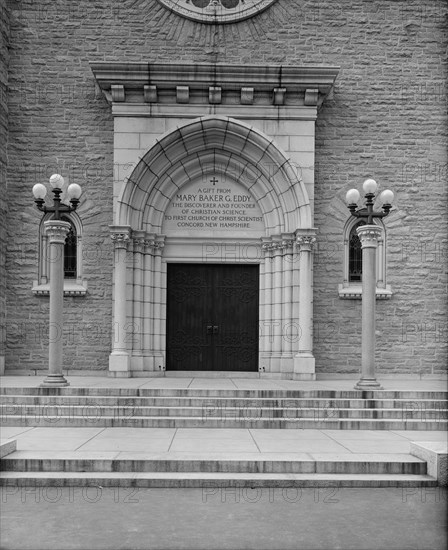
[2,426,447,457]
[1,486,447,550]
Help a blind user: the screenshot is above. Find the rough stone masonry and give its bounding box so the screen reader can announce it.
[1,0,446,375]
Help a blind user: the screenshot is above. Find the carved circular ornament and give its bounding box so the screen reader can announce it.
[156,0,278,24]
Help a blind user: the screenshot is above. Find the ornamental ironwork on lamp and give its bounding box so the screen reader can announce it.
[33,174,82,220]
[346,178,394,225]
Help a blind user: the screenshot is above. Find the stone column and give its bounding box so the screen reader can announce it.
[272,242,283,363]
[152,238,165,368]
[355,225,383,389]
[131,231,145,371]
[294,234,316,380]
[41,220,71,387]
[282,238,294,356]
[143,236,155,370]
[261,242,273,369]
[109,226,131,376]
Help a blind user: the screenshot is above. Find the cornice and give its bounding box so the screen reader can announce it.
[90,62,339,110]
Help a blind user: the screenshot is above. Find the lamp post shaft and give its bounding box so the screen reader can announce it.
[356,225,382,389]
[41,220,71,387]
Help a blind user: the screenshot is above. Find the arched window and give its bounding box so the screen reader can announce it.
[339,218,392,300]
[32,212,87,296]
[348,220,365,282]
[62,217,77,279]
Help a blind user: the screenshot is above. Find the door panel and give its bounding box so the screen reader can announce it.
[166,264,259,371]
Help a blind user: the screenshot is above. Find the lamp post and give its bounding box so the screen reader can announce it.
[32,174,82,387]
[346,178,394,390]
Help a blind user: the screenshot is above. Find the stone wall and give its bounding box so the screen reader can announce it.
[4,0,447,375]
[0,0,9,374]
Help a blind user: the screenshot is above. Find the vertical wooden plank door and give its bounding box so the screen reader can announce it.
[166,263,259,371]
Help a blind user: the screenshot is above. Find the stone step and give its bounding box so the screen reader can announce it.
[2,404,446,420]
[2,395,446,409]
[1,387,446,399]
[0,453,428,475]
[1,414,446,429]
[0,471,438,488]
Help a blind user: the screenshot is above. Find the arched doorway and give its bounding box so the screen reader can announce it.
[109,115,316,378]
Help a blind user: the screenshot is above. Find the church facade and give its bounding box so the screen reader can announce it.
[0,0,446,379]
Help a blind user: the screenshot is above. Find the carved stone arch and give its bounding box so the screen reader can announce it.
[116,115,312,233]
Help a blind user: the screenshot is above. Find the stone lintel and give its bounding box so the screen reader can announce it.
[111,103,319,121]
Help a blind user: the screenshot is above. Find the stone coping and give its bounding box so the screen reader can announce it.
[410,441,448,486]
[0,439,17,458]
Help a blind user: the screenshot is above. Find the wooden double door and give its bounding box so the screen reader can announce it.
[166,263,259,371]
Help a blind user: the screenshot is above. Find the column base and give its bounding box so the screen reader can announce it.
[40,373,70,387]
[109,352,131,377]
[293,354,316,380]
[143,356,155,372]
[354,378,383,390]
[131,355,144,372]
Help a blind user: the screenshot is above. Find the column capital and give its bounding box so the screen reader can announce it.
[43,220,71,244]
[281,238,295,250]
[133,230,146,253]
[261,238,273,254]
[110,225,132,249]
[154,235,166,252]
[296,235,316,251]
[357,224,382,248]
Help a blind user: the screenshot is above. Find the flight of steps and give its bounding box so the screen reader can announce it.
[1,387,447,429]
[0,453,437,488]
[1,385,446,488]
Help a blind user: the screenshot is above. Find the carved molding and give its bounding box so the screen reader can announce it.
[90,62,340,109]
[262,238,295,253]
[111,84,125,102]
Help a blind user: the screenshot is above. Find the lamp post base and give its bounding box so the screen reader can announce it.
[354,378,383,390]
[40,374,70,387]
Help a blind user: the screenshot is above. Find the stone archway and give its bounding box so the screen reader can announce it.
[109,115,316,378]
[116,115,311,232]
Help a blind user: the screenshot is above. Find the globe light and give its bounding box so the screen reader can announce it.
[379,189,394,204]
[32,183,47,199]
[49,174,64,189]
[346,188,360,204]
[67,183,82,200]
[362,178,378,194]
